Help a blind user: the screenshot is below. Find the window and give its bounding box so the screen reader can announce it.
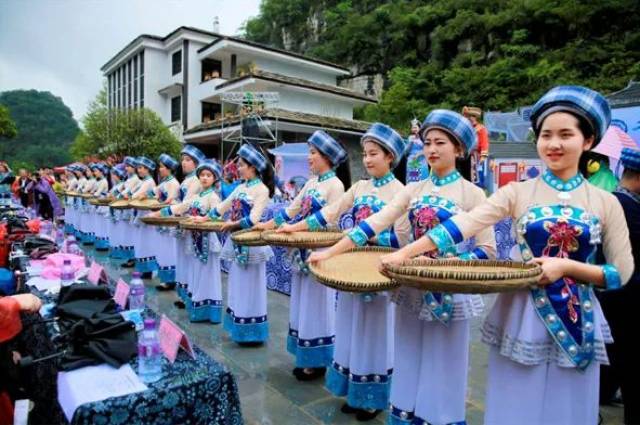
[127,60,132,108]
[171,96,181,122]
[172,50,182,75]
[140,51,144,108]
[117,68,121,108]
[201,58,222,82]
[107,74,112,109]
[202,102,221,122]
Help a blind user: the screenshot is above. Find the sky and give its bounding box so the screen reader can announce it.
[0,0,262,121]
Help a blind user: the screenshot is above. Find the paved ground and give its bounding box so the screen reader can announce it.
[88,247,623,424]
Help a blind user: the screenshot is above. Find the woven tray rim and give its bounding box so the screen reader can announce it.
[309,246,399,293]
[128,199,165,210]
[179,219,226,232]
[140,216,185,226]
[109,200,132,209]
[383,259,541,294]
[261,229,344,248]
[89,198,111,206]
[230,229,267,246]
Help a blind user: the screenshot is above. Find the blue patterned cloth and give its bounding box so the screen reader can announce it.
[530,85,611,145]
[308,130,348,166]
[123,156,137,168]
[197,159,223,179]
[136,156,156,171]
[361,123,406,167]
[181,144,206,164]
[22,283,243,425]
[326,362,392,410]
[621,147,640,171]
[419,109,477,157]
[238,144,268,172]
[158,153,179,171]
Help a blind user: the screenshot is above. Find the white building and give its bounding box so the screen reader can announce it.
[101,25,376,171]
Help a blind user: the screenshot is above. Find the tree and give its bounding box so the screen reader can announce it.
[244,0,640,132]
[0,90,78,166]
[70,87,182,161]
[0,105,17,139]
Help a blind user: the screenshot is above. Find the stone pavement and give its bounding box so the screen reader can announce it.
[88,247,623,424]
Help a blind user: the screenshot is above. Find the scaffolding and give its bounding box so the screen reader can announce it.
[219,91,280,162]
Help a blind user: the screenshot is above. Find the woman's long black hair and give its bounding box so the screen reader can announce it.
[246,141,276,198]
[317,140,352,191]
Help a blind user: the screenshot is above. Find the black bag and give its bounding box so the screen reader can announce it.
[54,284,137,371]
[23,235,56,256]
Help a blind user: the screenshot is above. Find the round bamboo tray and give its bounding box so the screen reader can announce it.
[230,229,267,247]
[129,199,165,211]
[383,259,542,294]
[309,247,399,293]
[180,218,226,232]
[140,216,185,227]
[89,198,112,206]
[261,229,344,249]
[109,200,131,209]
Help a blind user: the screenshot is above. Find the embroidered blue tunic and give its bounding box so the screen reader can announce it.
[427,171,634,369]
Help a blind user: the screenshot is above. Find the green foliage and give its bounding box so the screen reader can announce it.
[9,159,35,173]
[244,0,640,131]
[0,105,17,139]
[0,90,78,166]
[70,87,181,161]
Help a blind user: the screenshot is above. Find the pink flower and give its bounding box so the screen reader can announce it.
[230,199,242,220]
[355,205,373,224]
[542,219,582,258]
[299,196,313,218]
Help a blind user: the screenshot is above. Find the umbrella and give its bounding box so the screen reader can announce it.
[592,126,638,160]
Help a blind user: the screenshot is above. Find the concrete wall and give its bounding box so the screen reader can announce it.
[278,87,354,119]
[253,56,337,86]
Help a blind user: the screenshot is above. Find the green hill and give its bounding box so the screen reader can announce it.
[0,89,79,169]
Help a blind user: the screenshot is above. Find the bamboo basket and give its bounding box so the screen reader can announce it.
[309,247,399,293]
[230,229,267,247]
[383,258,542,294]
[129,199,165,211]
[140,216,185,227]
[261,229,344,249]
[180,218,226,232]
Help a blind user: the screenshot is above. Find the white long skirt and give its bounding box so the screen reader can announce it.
[388,306,471,425]
[131,211,158,273]
[288,270,336,368]
[175,231,190,301]
[221,240,273,343]
[223,261,269,342]
[484,347,599,425]
[185,232,222,323]
[326,291,394,410]
[150,226,178,283]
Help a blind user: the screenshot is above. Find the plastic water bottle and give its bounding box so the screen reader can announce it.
[128,272,145,311]
[137,318,162,383]
[60,259,75,286]
[66,236,82,256]
[55,225,65,249]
